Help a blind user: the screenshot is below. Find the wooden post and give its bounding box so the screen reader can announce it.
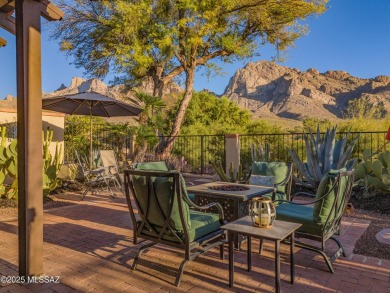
[15,0,44,276]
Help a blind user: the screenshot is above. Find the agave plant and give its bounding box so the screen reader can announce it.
[288,126,359,187]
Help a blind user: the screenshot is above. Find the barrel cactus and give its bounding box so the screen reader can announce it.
[288,126,359,187]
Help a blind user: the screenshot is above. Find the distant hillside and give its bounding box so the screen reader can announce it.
[2,61,390,126]
[223,61,390,121]
[0,77,182,123]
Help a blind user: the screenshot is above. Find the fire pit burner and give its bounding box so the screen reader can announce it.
[208,185,250,191]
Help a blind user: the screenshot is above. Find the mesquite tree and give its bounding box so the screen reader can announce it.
[53,0,327,158]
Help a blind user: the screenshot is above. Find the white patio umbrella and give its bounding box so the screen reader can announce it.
[42,91,142,169]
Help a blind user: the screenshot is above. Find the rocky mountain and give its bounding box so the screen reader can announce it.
[0,95,16,109]
[223,61,390,121]
[0,77,182,122]
[2,61,390,124]
[45,76,182,102]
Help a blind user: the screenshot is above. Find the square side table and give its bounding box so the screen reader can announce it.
[222,217,301,293]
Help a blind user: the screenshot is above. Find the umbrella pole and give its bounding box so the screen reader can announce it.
[90,115,93,170]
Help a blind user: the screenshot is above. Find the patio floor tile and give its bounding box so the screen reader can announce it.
[0,192,389,292]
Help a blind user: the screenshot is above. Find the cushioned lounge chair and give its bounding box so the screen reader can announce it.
[275,169,354,272]
[133,161,170,171]
[133,161,197,202]
[124,170,226,286]
[251,161,293,201]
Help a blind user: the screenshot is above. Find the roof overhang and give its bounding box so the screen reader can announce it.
[0,0,63,47]
[0,0,63,38]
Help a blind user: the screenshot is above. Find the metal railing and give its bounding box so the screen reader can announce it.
[240,131,387,167]
[169,134,225,174]
[63,120,388,175]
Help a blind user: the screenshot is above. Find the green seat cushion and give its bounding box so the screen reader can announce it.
[134,161,169,171]
[188,210,221,242]
[313,169,346,225]
[252,161,289,194]
[276,203,322,236]
[139,210,221,243]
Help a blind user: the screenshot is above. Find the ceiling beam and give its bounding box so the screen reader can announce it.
[0,0,10,8]
[0,0,14,14]
[39,0,64,21]
[0,1,63,22]
[0,11,15,35]
[0,36,6,46]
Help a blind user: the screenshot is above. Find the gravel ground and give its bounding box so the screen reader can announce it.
[347,188,390,260]
[351,208,390,260]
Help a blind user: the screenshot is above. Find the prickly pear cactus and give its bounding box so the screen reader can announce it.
[0,127,63,199]
[42,129,63,197]
[0,127,7,197]
[355,149,390,197]
[4,140,17,199]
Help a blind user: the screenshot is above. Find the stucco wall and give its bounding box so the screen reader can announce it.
[0,108,65,160]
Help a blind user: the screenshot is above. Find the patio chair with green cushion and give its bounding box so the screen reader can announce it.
[124,170,227,286]
[133,161,170,171]
[274,169,354,273]
[251,161,293,201]
[133,161,197,201]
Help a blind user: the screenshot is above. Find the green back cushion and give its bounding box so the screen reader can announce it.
[251,161,288,194]
[134,161,169,171]
[313,169,347,224]
[132,174,190,231]
[154,179,191,230]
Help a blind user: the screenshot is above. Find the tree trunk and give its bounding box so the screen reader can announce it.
[153,78,165,98]
[152,66,165,98]
[133,141,148,163]
[156,68,195,159]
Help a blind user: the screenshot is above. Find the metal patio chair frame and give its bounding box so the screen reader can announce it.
[124,170,227,286]
[250,161,293,201]
[75,151,115,200]
[99,149,124,193]
[275,170,355,273]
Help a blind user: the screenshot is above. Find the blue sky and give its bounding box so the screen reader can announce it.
[0,0,390,98]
